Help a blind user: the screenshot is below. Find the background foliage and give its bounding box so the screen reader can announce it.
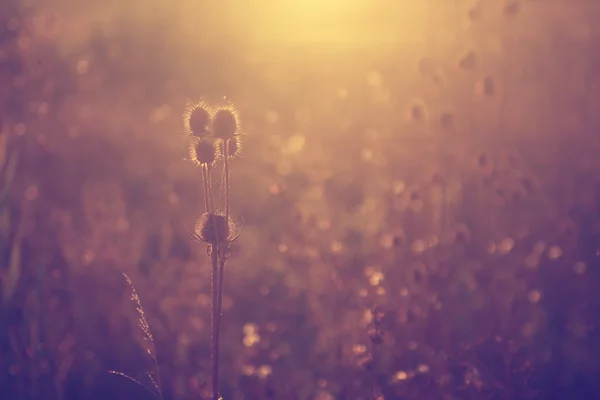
[1,0,600,399]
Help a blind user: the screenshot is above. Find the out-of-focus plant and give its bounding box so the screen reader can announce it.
[361,305,385,400]
[0,123,26,397]
[0,126,19,304]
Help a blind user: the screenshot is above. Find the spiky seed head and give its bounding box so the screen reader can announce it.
[483,76,495,96]
[468,5,481,20]
[453,224,470,244]
[478,152,488,167]
[458,51,476,70]
[183,101,211,137]
[475,76,495,97]
[190,138,219,166]
[521,177,534,194]
[194,212,232,244]
[406,99,427,123]
[440,112,454,130]
[431,173,445,185]
[504,2,519,16]
[212,106,239,139]
[359,355,374,371]
[368,328,384,345]
[411,104,424,121]
[225,135,242,159]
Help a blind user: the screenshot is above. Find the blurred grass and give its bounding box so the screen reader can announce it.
[1,130,20,304]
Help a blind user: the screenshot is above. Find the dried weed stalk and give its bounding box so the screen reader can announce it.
[186,100,243,400]
[110,100,243,400]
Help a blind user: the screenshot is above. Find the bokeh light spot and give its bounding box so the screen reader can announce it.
[528,290,541,304]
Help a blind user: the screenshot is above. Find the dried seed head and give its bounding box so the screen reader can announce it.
[521,177,534,194]
[504,2,520,16]
[440,112,454,130]
[468,5,481,20]
[212,106,239,139]
[194,212,232,244]
[478,152,488,167]
[483,76,495,96]
[358,354,374,371]
[183,101,211,137]
[368,328,384,345]
[225,135,242,158]
[406,99,427,123]
[431,173,445,185]
[475,76,495,97]
[453,224,471,244]
[371,305,385,324]
[458,51,476,70]
[190,139,219,166]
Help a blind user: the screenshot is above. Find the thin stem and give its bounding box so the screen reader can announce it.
[224,140,231,221]
[216,139,231,325]
[201,165,209,213]
[204,164,219,400]
[214,142,231,400]
[206,167,215,214]
[216,252,226,319]
[441,182,447,235]
[210,243,219,400]
[220,141,227,210]
[215,253,226,382]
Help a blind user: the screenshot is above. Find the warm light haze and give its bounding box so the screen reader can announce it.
[2,0,600,399]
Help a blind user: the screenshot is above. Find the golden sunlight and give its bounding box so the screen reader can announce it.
[241,0,432,46]
[181,0,436,47]
[5,0,595,398]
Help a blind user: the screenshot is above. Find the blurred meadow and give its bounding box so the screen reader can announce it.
[2,0,600,399]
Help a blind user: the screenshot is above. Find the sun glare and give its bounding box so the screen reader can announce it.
[184,0,434,48]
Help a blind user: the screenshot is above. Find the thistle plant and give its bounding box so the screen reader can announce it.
[184,100,242,400]
[110,101,242,400]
